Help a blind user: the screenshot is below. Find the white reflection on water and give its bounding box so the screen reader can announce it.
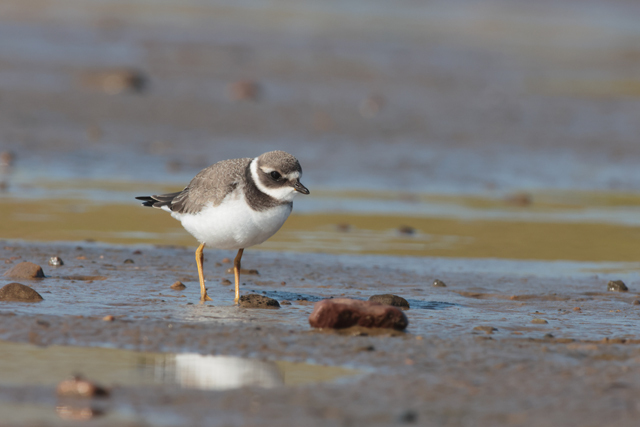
[162,354,284,390]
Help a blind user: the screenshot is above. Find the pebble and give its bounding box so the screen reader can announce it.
[48,256,64,266]
[607,280,628,292]
[573,307,582,312]
[227,80,261,102]
[473,325,497,334]
[398,225,416,235]
[432,279,447,287]
[123,259,135,264]
[238,294,280,309]
[102,315,115,322]
[368,294,410,310]
[225,268,259,275]
[220,279,232,286]
[309,298,408,330]
[0,283,44,302]
[280,300,292,305]
[221,258,231,264]
[81,68,146,95]
[531,318,548,324]
[3,262,45,279]
[633,300,640,305]
[56,376,109,398]
[170,281,186,290]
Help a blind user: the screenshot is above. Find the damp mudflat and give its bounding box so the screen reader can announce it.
[2,0,640,425]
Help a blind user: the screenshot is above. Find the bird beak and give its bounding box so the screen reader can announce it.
[292,180,310,195]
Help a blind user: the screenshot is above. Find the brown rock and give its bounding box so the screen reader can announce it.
[368,294,410,310]
[226,268,259,275]
[432,279,447,287]
[227,80,261,102]
[309,298,408,330]
[170,281,186,290]
[56,376,109,398]
[531,318,548,324]
[102,315,115,322]
[633,300,640,305]
[3,262,45,279]
[220,279,232,286]
[0,283,43,302]
[473,325,497,334]
[238,294,280,309]
[607,280,628,292]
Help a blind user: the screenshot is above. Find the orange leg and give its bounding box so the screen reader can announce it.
[195,243,212,303]
[233,248,244,304]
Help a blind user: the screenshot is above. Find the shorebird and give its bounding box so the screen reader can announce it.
[136,151,309,304]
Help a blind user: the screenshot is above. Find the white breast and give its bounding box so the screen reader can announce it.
[171,191,293,250]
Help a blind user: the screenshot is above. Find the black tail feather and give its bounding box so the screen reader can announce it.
[135,192,182,210]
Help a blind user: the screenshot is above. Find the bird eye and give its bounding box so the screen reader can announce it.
[270,171,282,180]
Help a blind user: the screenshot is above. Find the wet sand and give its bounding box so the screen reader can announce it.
[2,0,640,425]
[2,242,640,426]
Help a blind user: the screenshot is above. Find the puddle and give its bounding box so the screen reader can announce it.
[0,340,361,390]
[3,195,640,262]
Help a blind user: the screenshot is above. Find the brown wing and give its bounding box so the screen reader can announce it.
[147,157,252,215]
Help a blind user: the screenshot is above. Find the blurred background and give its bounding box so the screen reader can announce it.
[2,0,640,263]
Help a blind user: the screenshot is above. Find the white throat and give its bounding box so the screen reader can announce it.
[250,158,299,202]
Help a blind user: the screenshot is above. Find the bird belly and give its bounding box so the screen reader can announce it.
[172,198,292,250]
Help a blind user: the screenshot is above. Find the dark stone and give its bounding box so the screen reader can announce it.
[398,225,416,235]
[398,410,418,423]
[607,280,628,292]
[280,300,292,305]
[238,294,280,309]
[0,283,44,302]
[633,300,640,305]
[123,259,135,264]
[226,268,259,275]
[170,281,186,290]
[368,294,410,310]
[220,279,232,286]
[48,256,64,266]
[309,298,408,330]
[432,279,447,287]
[3,262,45,279]
[473,325,497,334]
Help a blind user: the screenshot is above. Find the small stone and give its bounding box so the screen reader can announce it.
[544,333,555,339]
[132,250,142,255]
[220,279,232,286]
[56,376,109,398]
[398,225,416,235]
[102,315,115,322]
[281,300,292,305]
[531,318,548,324]
[633,300,640,305]
[123,259,134,264]
[573,307,582,312]
[607,280,628,292]
[397,410,418,424]
[81,68,146,95]
[505,192,532,206]
[238,294,280,309]
[432,279,447,287]
[227,80,261,102]
[0,283,43,302]
[281,281,286,286]
[368,294,410,310]
[3,262,45,279]
[48,256,64,267]
[221,258,231,264]
[336,223,351,232]
[473,325,497,334]
[309,298,408,330]
[170,281,186,290]
[76,255,86,260]
[0,151,15,167]
[226,268,259,275]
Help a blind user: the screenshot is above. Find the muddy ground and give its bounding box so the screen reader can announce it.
[2,0,640,426]
[1,242,640,426]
